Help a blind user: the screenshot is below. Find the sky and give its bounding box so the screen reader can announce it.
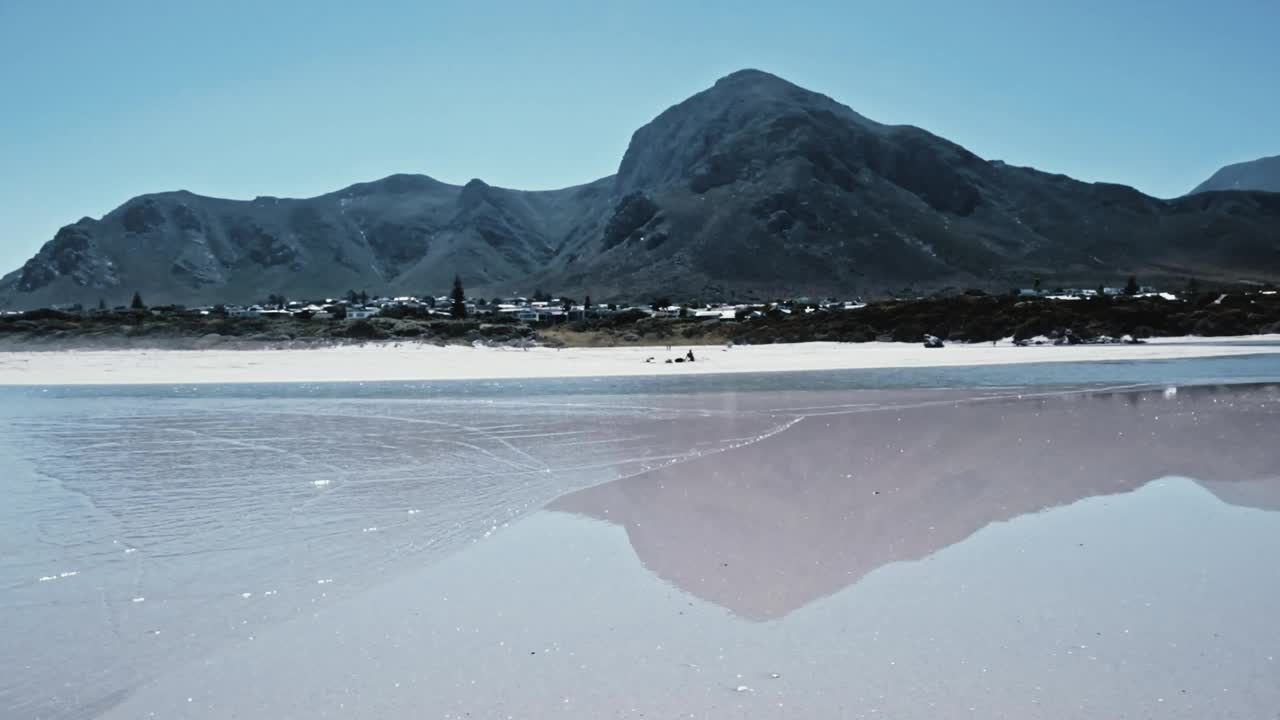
[1,0,1277,273]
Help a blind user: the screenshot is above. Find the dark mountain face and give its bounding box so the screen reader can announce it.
[0,175,613,308]
[534,70,1280,299]
[4,70,1279,309]
[1191,155,1280,194]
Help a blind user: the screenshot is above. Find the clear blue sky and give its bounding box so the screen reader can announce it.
[2,0,1277,273]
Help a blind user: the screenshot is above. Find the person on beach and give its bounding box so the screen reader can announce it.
[686,349,696,362]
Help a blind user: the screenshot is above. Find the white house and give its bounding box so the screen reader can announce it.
[347,306,378,320]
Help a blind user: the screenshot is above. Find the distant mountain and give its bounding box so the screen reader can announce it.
[0,174,615,309]
[1190,155,1280,194]
[4,69,1280,309]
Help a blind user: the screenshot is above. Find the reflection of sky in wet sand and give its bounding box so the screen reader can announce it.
[0,393,792,719]
[96,384,1280,719]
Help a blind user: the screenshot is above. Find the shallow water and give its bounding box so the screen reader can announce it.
[2,354,1280,718]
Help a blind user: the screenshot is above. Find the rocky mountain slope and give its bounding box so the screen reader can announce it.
[4,70,1279,309]
[1190,155,1280,194]
[0,174,614,308]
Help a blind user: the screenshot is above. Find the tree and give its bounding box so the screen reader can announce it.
[345,289,359,304]
[584,295,592,312]
[423,295,436,309]
[1124,275,1139,296]
[1096,283,1106,298]
[131,291,145,310]
[97,298,106,311]
[533,288,551,303]
[650,296,671,312]
[358,290,369,305]
[450,275,467,319]
[1184,277,1201,296]
[1033,276,1043,293]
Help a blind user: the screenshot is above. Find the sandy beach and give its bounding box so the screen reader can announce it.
[0,335,1278,385]
[5,369,1280,718]
[55,382,1275,720]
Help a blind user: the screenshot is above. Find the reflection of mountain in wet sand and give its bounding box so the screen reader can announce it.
[550,385,1280,621]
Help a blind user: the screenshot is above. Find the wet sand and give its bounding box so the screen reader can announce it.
[1,335,1278,385]
[92,383,1280,719]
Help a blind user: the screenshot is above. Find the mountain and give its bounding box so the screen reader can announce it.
[550,70,1280,299]
[4,69,1280,309]
[0,174,615,309]
[1190,154,1280,194]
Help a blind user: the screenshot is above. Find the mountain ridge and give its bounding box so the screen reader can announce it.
[1190,154,1280,195]
[4,69,1279,309]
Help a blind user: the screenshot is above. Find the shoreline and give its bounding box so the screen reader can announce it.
[1,335,1278,386]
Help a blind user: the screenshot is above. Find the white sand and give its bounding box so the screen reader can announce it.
[0,336,1277,386]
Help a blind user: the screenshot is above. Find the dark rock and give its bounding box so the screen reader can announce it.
[643,231,669,250]
[121,199,166,234]
[602,193,659,250]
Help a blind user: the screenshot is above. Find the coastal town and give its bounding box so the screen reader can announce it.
[4,275,1261,324]
[2,277,1278,353]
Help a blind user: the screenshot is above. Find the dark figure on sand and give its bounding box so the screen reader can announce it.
[686,349,696,362]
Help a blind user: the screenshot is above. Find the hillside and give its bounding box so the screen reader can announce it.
[3,70,1280,309]
[1191,155,1280,194]
[533,70,1280,299]
[0,175,614,308]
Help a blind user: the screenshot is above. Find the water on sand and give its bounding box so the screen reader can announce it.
[2,354,1279,718]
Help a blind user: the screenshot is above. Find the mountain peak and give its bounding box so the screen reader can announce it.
[712,68,789,88]
[616,69,877,193]
[458,178,492,209]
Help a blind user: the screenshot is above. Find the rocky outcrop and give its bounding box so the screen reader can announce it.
[14,221,119,293]
[601,193,660,250]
